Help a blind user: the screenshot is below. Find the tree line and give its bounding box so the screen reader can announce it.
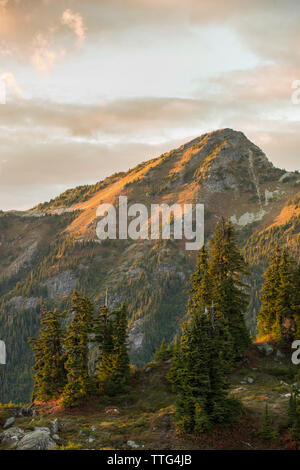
[30,293,130,407]
[29,217,300,441]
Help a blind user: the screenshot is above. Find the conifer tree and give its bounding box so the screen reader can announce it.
[209,218,250,360]
[96,303,115,391]
[30,306,66,402]
[168,304,234,434]
[110,303,130,392]
[258,404,277,440]
[274,250,295,343]
[288,391,298,427]
[292,264,300,339]
[168,220,248,434]
[258,249,299,345]
[97,303,130,395]
[61,292,93,407]
[154,338,169,362]
[188,246,212,312]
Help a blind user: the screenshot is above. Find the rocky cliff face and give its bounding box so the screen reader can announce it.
[0,128,299,403]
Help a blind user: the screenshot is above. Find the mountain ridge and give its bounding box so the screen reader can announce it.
[0,128,299,403]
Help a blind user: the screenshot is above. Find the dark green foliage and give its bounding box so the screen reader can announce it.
[168,307,235,434]
[167,220,249,435]
[257,404,277,441]
[257,248,299,345]
[208,218,250,360]
[60,292,93,407]
[154,338,169,362]
[97,303,130,396]
[29,306,66,402]
[257,248,281,338]
[288,391,300,443]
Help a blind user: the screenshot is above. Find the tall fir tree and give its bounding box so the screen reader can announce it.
[188,246,212,312]
[257,247,281,338]
[274,250,295,343]
[293,264,300,340]
[30,306,66,402]
[208,218,250,360]
[168,304,234,434]
[61,292,93,407]
[258,249,299,345]
[257,404,277,441]
[97,303,130,395]
[154,338,169,362]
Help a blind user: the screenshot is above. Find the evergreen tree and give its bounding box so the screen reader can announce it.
[258,249,299,345]
[209,218,250,360]
[154,338,169,362]
[274,250,295,343]
[96,303,116,391]
[97,303,130,395]
[293,264,300,340]
[258,404,277,440]
[188,246,212,312]
[168,220,248,434]
[30,306,66,402]
[61,292,92,407]
[287,390,300,443]
[290,408,300,443]
[288,391,298,427]
[168,304,234,434]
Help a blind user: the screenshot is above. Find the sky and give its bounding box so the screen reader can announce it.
[0,0,300,211]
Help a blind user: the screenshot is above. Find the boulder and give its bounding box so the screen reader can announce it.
[276,349,285,360]
[257,342,273,356]
[17,407,33,418]
[50,418,59,434]
[0,427,25,447]
[17,430,55,450]
[127,440,140,448]
[34,426,51,435]
[3,417,15,429]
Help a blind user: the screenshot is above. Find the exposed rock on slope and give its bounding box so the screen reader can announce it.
[0,128,299,403]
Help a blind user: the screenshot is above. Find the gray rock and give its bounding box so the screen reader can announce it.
[127,440,140,448]
[247,377,254,384]
[17,430,55,450]
[17,407,33,417]
[50,418,59,434]
[3,417,15,429]
[41,270,78,299]
[0,427,25,447]
[34,426,51,435]
[280,380,288,387]
[276,349,285,359]
[9,296,39,311]
[257,342,273,356]
[129,318,144,353]
[52,434,59,441]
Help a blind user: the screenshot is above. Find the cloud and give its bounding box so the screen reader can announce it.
[0,72,23,99]
[0,2,86,74]
[61,9,87,45]
[31,32,66,75]
[0,133,182,210]
[0,0,300,210]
